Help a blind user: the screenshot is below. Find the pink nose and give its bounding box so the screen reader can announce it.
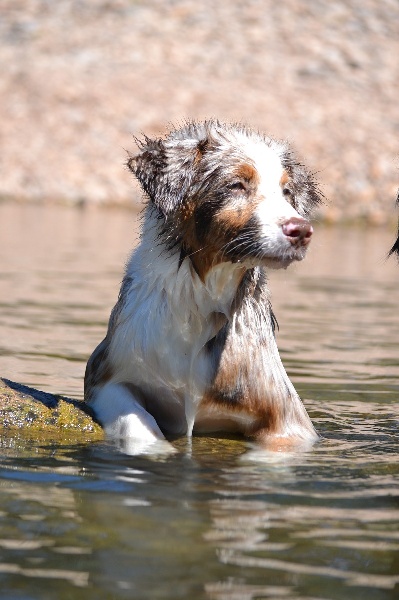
[282,217,313,245]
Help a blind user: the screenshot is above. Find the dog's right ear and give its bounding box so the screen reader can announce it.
[127,137,168,210]
[127,135,207,216]
[127,137,203,216]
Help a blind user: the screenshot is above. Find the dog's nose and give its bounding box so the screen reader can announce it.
[282,217,313,245]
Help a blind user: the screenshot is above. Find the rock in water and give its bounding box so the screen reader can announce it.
[0,378,103,441]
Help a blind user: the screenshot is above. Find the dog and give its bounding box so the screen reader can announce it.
[84,120,322,452]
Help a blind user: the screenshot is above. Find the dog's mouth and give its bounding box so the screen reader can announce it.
[236,239,310,270]
[261,251,306,270]
[227,245,309,270]
[221,216,313,270]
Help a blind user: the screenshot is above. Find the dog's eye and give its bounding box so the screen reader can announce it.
[229,181,247,193]
[283,187,296,208]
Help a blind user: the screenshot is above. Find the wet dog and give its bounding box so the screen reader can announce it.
[85,121,322,452]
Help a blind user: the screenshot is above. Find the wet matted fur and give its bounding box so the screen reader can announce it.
[85,120,323,452]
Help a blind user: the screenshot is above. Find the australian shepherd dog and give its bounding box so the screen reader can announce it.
[85,120,323,453]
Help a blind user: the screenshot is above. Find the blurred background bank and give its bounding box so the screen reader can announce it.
[0,0,398,224]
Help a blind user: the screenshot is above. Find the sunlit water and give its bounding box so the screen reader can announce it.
[0,203,398,599]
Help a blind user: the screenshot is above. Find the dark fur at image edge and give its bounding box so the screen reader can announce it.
[388,190,399,259]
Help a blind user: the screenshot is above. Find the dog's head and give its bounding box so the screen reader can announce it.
[128,121,322,277]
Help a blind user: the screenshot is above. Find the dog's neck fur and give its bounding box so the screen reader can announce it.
[131,207,249,329]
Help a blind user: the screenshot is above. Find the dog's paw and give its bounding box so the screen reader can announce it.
[115,435,177,457]
[103,412,163,441]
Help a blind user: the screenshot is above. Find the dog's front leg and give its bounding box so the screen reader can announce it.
[90,383,175,455]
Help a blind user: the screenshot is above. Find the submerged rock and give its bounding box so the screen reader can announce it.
[0,378,103,441]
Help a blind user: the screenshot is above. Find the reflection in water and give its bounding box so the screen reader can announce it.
[0,204,398,599]
[1,423,398,599]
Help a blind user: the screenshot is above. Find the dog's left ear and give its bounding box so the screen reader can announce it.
[127,136,206,216]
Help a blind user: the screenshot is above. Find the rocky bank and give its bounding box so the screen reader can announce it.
[1,0,398,223]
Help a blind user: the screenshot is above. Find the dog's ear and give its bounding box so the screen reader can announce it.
[127,135,206,215]
[127,137,168,210]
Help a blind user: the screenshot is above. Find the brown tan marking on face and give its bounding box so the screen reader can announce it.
[178,209,252,282]
[182,212,250,281]
[211,163,261,233]
[177,162,261,281]
[235,163,259,185]
[214,204,255,233]
[279,169,290,189]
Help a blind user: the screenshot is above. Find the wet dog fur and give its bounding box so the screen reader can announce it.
[84,120,322,452]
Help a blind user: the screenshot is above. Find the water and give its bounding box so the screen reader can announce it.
[0,203,398,599]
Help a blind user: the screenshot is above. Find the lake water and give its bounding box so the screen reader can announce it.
[0,203,398,599]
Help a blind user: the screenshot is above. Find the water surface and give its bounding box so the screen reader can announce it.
[0,203,398,599]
